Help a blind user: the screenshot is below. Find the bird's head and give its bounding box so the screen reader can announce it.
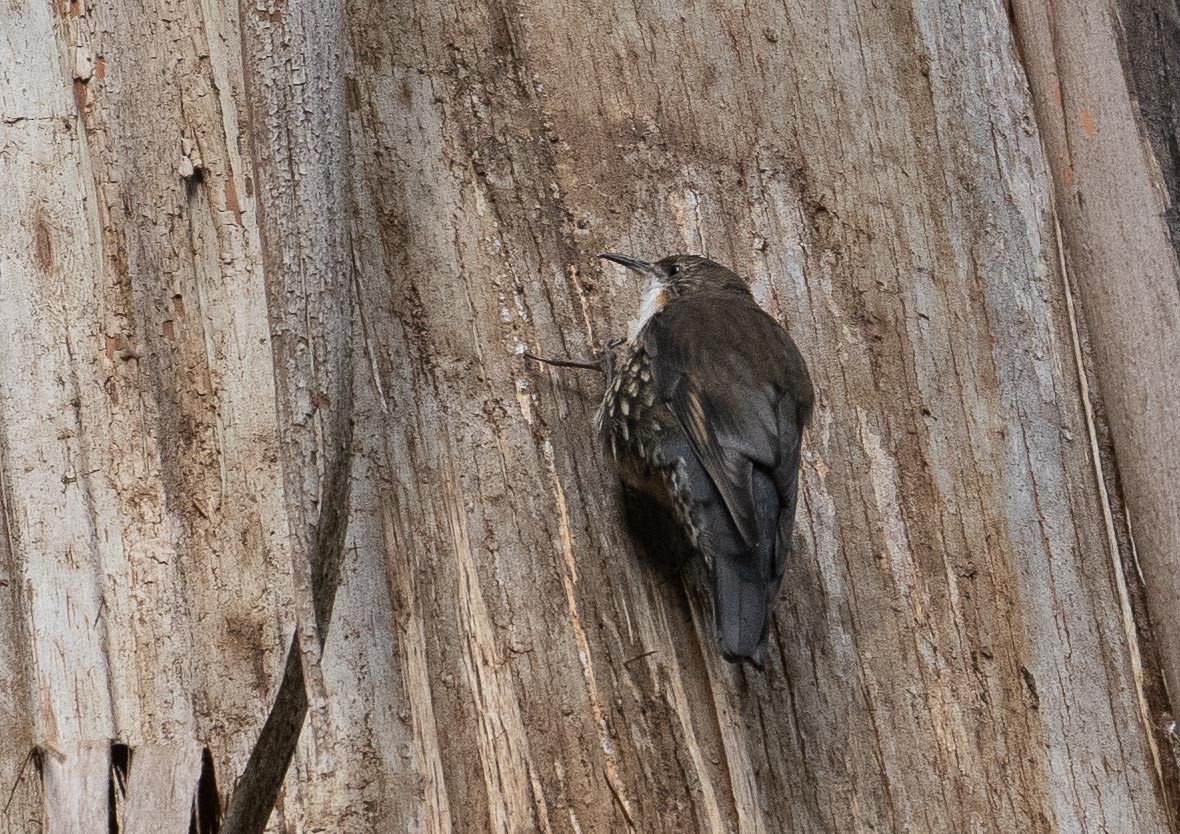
[599,253,748,299]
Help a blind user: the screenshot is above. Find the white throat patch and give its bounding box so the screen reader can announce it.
[628,278,667,340]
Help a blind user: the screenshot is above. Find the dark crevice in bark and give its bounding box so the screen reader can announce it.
[107,742,130,833]
[190,747,222,834]
[218,635,305,834]
[182,167,206,203]
[1116,0,1180,265]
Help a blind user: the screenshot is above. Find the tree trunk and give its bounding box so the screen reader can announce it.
[2,0,1178,832]
[1007,0,1180,719]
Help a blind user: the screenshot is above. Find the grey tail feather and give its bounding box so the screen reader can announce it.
[713,559,769,668]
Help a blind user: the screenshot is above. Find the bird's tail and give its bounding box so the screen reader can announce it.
[712,464,781,668]
[713,558,769,667]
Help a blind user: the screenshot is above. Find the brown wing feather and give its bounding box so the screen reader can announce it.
[641,290,812,549]
[667,375,760,545]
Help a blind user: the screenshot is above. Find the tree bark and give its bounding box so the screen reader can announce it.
[2,1,1178,833]
[1009,0,1180,727]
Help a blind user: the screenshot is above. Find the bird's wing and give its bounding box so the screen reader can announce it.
[642,293,808,548]
[666,373,762,545]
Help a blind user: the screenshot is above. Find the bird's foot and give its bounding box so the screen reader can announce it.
[521,349,604,373]
[599,337,625,389]
[521,336,625,387]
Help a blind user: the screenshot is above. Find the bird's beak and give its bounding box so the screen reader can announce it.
[599,253,660,280]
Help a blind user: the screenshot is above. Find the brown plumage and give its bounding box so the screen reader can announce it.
[597,253,813,667]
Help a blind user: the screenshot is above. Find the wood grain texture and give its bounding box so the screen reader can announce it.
[120,745,203,834]
[1,0,1177,831]
[341,0,1173,831]
[1008,0,1180,742]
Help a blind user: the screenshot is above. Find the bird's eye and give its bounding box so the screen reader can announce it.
[669,264,682,276]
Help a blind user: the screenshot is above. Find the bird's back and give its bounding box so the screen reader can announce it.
[600,287,812,664]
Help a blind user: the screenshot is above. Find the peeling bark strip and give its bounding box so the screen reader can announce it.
[219,0,356,830]
[3,0,1180,832]
[217,440,354,834]
[1007,0,1180,754]
[237,0,356,687]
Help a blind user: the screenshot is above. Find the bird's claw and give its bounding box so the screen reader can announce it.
[597,336,625,389]
[520,335,625,391]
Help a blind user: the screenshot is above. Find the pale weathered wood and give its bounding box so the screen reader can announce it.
[40,745,106,834]
[2,0,1178,832]
[120,745,203,834]
[2,7,117,828]
[1009,0,1180,751]
[0,0,294,826]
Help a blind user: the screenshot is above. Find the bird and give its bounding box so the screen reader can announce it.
[596,253,813,667]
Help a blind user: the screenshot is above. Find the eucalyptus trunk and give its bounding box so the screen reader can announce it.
[2,0,1178,832]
